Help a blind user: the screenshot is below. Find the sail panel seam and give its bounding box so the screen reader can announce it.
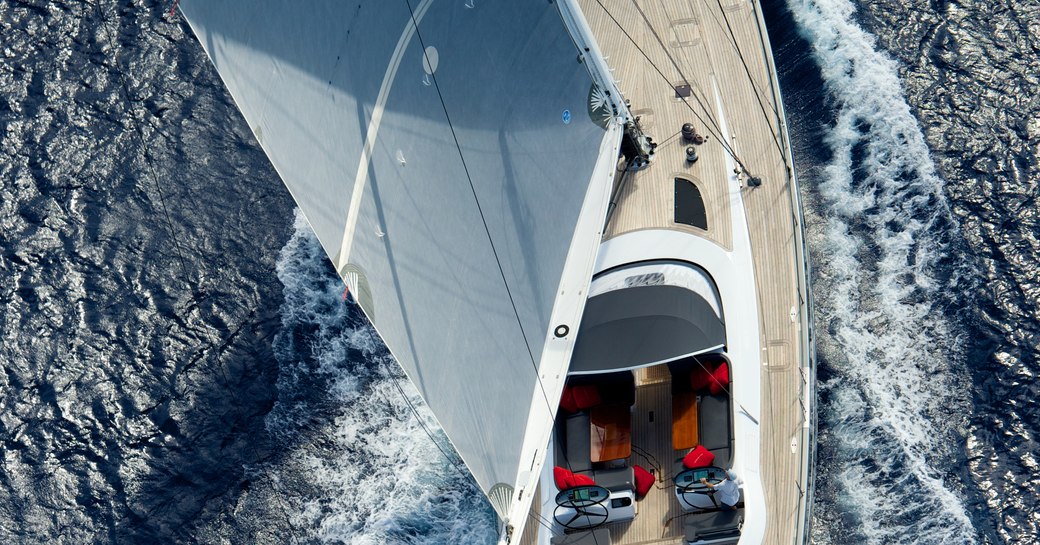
[335,0,436,271]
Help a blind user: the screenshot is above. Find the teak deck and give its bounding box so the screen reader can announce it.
[521,0,814,544]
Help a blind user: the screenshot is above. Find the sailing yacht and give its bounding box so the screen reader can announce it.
[177,1,814,544]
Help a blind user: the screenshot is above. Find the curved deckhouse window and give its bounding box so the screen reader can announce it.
[588,261,723,320]
[674,177,708,230]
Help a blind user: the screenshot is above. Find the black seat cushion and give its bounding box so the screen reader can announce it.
[551,528,613,545]
[564,411,593,473]
[698,393,732,467]
[592,466,634,492]
[684,509,742,542]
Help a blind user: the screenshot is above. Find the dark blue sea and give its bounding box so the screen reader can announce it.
[1,1,1036,543]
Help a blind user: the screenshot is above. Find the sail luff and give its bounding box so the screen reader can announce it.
[497,3,633,539]
[502,119,624,543]
[174,6,351,282]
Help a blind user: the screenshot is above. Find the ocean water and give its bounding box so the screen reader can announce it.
[1,0,1037,544]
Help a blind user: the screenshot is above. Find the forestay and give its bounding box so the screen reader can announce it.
[179,0,620,514]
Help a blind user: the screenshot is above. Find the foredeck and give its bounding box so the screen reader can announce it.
[574,1,814,544]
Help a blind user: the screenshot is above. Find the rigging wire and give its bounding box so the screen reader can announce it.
[527,510,555,534]
[92,0,201,297]
[706,0,786,160]
[374,356,473,481]
[626,0,754,170]
[605,125,686,226]
[532,513,556,533]
[646,0,784,164]
[593,0,785,179]
[589,0,748,176]
[630,444,663,476]
[689,353,734,399]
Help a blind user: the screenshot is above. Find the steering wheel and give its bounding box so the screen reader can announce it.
[555,503,609,529]
[554,485,610,529]
[674,467,723,509]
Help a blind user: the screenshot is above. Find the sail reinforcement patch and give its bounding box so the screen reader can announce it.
[488,483,514,519]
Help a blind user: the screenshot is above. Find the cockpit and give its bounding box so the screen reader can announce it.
[547,261,743,545]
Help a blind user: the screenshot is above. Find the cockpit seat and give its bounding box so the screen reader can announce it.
[564,411,593,473]
[683,509,742,543]
[591,466,634,492]
[698,392,732,468]
[551,528,613,545]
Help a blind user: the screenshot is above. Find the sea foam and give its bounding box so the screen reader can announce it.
[788,0,978,543]
[263,211,496,544]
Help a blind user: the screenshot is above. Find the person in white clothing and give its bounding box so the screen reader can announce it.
[700,469,740,510]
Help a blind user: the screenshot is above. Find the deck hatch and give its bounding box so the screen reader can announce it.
[674,177,708,229]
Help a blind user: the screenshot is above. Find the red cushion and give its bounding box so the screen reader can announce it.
[553,466,573,490]
[633,464,654,497]
[709,362,730,396]
[689,365,714,391]
[554,466,596,490]
[682,445,716,469]
[571,384,602,410]
[559,386,579,413]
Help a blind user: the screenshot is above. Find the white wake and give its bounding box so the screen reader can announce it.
[789,0,978,543]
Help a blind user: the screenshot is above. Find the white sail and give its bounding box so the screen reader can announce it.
[178,0,622,519]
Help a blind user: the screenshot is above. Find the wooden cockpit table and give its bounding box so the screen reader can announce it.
[672,392,699,450]
[590,404,632,462]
